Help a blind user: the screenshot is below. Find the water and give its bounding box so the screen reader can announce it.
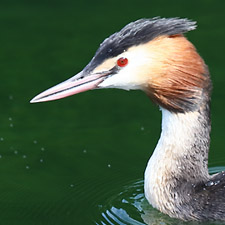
[1,0,225,224]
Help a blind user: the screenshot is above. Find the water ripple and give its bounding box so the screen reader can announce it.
[95,180,146,225]
[95,166,225,225]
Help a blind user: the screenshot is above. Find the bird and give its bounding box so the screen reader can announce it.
[30,17,225,221]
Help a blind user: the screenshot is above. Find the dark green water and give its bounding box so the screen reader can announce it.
[1,0,225,224]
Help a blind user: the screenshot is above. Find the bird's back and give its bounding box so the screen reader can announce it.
[190,171,225,221]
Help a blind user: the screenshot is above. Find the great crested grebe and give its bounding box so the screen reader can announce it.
[31,18,225,221]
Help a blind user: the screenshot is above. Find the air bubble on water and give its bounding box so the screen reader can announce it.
[41,147,45,151]
[33,140,37,144]
[70,184,74,188]
[107,164,111,168]
[83,149,87,153]
[14,150,18,155]
[0,137,4,141]
[141,126,144,131]
[22,155,27,159]
[8,117,12,121]
[25,165,30,170]
[9,123,14,128]
[40,158,44,163]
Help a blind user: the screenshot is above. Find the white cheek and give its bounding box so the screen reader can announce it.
[98,51,152,90]
[98,66,140,90]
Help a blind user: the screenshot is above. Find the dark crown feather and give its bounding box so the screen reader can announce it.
[85,17,196,72]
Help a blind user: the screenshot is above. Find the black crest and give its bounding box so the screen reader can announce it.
[85,17,196,72]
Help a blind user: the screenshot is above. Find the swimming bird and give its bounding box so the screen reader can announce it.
[30,18,225,221]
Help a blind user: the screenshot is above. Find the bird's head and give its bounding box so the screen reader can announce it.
[31,18,210,112]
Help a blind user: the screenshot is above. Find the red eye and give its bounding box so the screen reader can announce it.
[117,57,128,67]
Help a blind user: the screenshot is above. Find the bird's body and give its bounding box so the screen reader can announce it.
[145,108,225,221]
[31,18,225,221]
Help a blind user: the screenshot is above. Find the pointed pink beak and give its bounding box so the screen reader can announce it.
[30,71,110,103]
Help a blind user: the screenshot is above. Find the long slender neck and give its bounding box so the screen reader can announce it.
[144,96,211,217]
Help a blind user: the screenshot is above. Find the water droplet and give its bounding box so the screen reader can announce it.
[40,159,44,163]
[83,149,87,153]
[41,147,45,151]
[14,150,18,155]
[33,140,37,144]
[215,180,220,185]
[0,137,4,141]
[9,95,13,100]
[141,126,144,131]
[22,155,27,159]
[70,184,74,188]
[8,117,12,121]
[107,164,111,168]
[0,155,2,158]
[9,123,14,128]
[206,181,214,187]
[25,165,30,170]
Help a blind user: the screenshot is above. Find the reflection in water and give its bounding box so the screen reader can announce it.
[95,166,225,225]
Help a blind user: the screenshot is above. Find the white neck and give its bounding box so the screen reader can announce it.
[144,107,211,216]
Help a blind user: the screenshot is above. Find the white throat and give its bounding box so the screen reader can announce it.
[144,107,210,214]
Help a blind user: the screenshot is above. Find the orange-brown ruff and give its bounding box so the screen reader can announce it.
[30,18,225,221]
[144,35,209,112]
